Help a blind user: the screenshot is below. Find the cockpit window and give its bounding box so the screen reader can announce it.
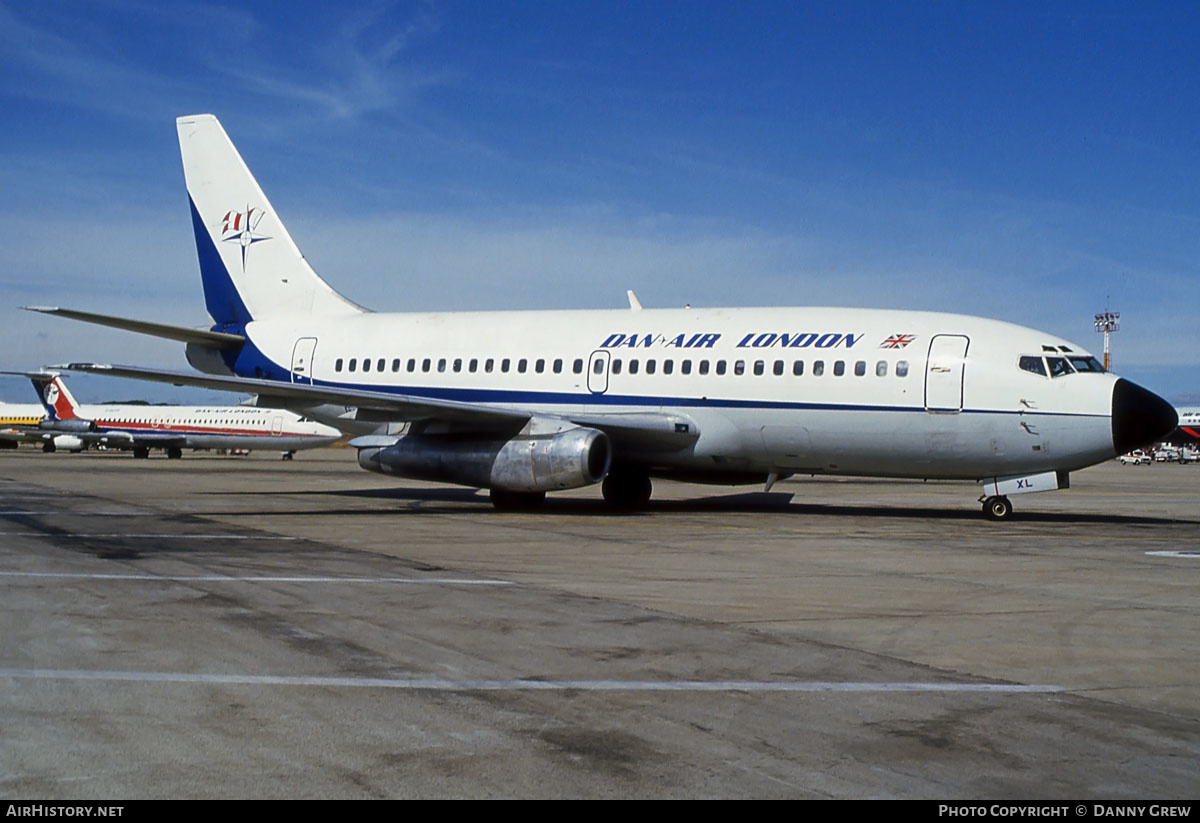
[1019,355,1047,377]
[1068,356,1105,373]
[1046,356,1074,378]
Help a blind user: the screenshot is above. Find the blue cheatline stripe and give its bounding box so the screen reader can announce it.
[190,196,252,326]
[0,669,1062,692]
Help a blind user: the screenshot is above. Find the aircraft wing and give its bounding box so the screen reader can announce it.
[24,307,244,348]
[567,411,699,452]
[60,363,539,426]
[59,363,700,451]
[90,431,188,448]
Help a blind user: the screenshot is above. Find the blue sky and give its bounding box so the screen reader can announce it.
[1,0,1197,405]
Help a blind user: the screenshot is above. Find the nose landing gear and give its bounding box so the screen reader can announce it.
[981,495,1012,520]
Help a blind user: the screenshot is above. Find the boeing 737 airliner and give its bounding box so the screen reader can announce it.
[31,114,1177,518]
[1,371,340,458]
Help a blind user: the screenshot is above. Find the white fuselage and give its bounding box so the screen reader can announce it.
[232,305,1118,481]
[70,404,339,452]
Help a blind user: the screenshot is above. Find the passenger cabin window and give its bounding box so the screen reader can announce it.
[349,358,358,372]
[612,359,622,375]
[592,359,604,374]
[437,358,447,373]
[663,360,673,375]
[485,358,494,373]
[501,358,511,373]
[407,358,416,372]
[535,358,545,374]
[833,360,845,377]
[734,360,745,376]
[517,358,527,374]
[553,359,563,374]
[1019,355,1047,377]
[362,358,371,373]
[813,360,825,376]
[753,360,764,376]
[854,360,866,377]
[698,360,709,375]
[629,359,640,375]
[469,359,478,373]
[773,360,784,376]
[335,358,344,372]
[646,360,656,375]
[681,360,692,375]
[896,360,909,377]
[715,360,726,375]
[391,359,401,372]
[422,358,431,372]
[377,358,385,372]
[792,360,804,376]
[876,361,887,377]
[573,359,583,374]
[453,358,462,373]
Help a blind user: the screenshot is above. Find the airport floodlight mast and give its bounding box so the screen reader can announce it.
[1094,310,1120,371]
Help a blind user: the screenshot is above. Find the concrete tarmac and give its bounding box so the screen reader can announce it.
[1,447,1197,798]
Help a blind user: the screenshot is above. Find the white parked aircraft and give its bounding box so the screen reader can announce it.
[32,114,1177,517]
[0,401,46,448]
[1165,406,1200,447]
[0,371,341,459]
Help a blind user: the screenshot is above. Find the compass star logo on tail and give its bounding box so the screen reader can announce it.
[220,206,271,270]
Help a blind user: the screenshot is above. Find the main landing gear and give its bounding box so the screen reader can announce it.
[601,469,652,509]
[981,495,1012,521]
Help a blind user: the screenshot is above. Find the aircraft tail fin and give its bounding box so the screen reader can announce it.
[29,373,80,421]
[176,114,365,327]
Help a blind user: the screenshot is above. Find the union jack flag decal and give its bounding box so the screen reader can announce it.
[880,334,916,349]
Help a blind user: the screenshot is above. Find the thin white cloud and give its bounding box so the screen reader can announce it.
[0,1,450,124]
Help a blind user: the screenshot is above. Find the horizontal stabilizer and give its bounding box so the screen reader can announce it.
[23,307,244,347]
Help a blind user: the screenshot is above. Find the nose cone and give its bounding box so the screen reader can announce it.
[1112,379,1178,455]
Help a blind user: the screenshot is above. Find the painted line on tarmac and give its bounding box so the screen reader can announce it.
[0,511,147,515]
[0,532,299,540]
[0,572,512,585]
[1145,550,1200,559]
[0,669,1061,693]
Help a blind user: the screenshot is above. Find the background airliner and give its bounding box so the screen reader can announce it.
[31,114,1177,518]
[0,371,340,458]
[1165,407,1200,447]
[0,401,46,449]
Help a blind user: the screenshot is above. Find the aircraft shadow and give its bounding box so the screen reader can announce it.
[200,486,1196,526]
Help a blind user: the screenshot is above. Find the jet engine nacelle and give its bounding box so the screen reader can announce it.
[38,419,96,433]
[358,425,611,492]
[50,435,85,452]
